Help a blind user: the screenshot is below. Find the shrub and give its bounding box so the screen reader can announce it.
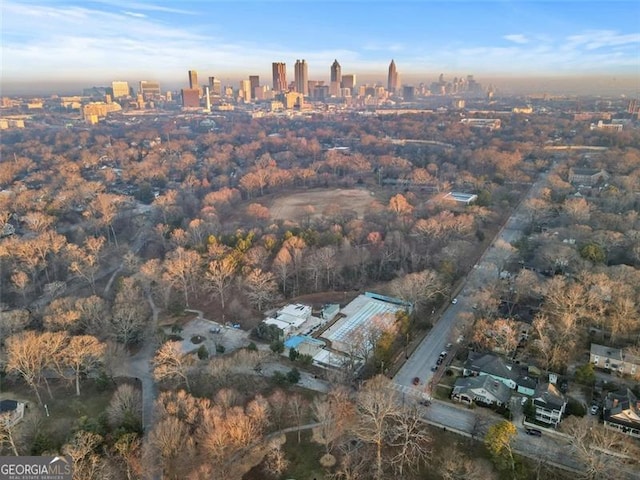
[286,368,301,384]
[565,397,586,417]
[197,345,209,359]
[270,340,285,354]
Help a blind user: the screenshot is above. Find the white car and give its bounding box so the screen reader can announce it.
[590,405,599,415]
[451,298,458,304]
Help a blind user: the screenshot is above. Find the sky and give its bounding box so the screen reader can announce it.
[1,0,639,95]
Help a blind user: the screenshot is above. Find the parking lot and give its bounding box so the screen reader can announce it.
[168,317,252,355]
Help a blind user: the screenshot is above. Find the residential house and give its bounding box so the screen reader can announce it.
[532,382,567,427]
[568,168,610,186]
[590,343,640,378]
[0,399,25,428]
[603,389,640,439]
[463,352,537,395]
[452,375,512,407]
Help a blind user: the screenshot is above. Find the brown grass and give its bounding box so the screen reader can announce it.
[269,188,376,222]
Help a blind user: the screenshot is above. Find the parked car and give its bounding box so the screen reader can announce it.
[525,428,542,437]
[431,365,438,372]
[590,405,599,415]
[451,298,458,304]
[412,377,420,385]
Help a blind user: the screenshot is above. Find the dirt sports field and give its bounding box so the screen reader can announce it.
[269,188,376,222]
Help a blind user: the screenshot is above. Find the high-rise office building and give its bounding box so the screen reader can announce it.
[181,88,200,108]
[330,59,342,97]
[188,70,198,89]
[341,74,356,95]
[208,77,222,96]
[111,81,130,98]
[249,76,260,99]
[403,85,415,101]
[388,60,398,94]
[188,70,201,97]
[294,60,308,96]
[139,81,161,98]
[272,62,287,93]
[240,80,252,102]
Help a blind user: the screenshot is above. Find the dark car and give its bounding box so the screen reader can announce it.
[525,428,542,437]
[412,377,420,385]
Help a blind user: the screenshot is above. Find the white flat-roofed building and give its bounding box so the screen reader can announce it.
[444,192,478,205]
[263,303,313,337]
[320,292,409,355]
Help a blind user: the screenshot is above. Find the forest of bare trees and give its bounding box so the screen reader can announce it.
[1,108,639,478]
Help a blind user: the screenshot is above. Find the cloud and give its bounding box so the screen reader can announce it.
[122,11,147,18]
[504,34,528,44]
[92,0,195,15]
[565,30,640,51]
[2,1,638,87]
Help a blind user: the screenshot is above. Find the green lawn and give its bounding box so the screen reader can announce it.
[2,377,119,454]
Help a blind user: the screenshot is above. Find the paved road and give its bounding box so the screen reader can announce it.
[394,167,552,393]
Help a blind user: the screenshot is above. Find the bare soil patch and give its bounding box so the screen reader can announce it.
[269,188,376,222]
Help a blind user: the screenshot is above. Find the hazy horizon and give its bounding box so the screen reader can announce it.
[2,73,638,98]
[1,0,639,97]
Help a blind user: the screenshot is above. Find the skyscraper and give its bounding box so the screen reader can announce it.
[294,60,308,96]
[181,88,200,108]
[272,62,287,93]
[188,70,201,97]
[188,70,198,89]
[341,74,356,96]
[111,81,130,98]
[139,81,161,98]
[249,75,260,99]
[388,60,398,94]
[208,77,221,96]
[240,79,252,102]
[330,59,342,97]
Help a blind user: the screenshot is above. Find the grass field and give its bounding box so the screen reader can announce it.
[269,188,378,222]
[2,377,122,454]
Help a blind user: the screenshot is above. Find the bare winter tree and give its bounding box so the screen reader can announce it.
[353,375,402,480]
[561,416,640,479]
[62,430,105,480]
[61,335,105,396]
[388,405,432,477]
[5,331,67,404]
[389,269,446,313]
[109,277,150,345]
[107,383,142,430]
[152,341,195,390]
[206,255,236,314]
[242,268,279,311]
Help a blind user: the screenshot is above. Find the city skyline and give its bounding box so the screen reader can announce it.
[1,0,639,96]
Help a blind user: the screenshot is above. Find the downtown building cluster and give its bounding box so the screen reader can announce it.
[147,59,487,112]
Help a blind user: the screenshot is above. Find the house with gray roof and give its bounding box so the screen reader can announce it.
[0,399,25,428]
[568,168,609,186]
[452,374,512,407]
[590,343,640,378]
[463,352,538,395]
[603,389,640,439]
[532,382,566,427]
